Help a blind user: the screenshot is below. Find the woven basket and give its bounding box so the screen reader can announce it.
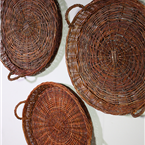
[0,0,62,81]
[14,82,92,145]
[65,0,145,118]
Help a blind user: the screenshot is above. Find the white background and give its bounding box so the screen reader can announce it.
[0,0,145,145]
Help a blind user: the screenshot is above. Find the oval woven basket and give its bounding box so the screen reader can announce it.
[65,0,145,117]
[14,82,92,145]
[0,0,62,81]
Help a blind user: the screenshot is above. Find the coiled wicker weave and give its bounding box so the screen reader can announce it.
[1,0,62,81]
[65,0,145,117]
[14,82,92,145]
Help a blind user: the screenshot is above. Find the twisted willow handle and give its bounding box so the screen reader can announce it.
[14,100,26,120]
[8,72,25,81]
[65,4,84,27]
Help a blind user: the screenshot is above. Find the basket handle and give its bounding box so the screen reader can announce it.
[131,104,145,118]
[14,100,26,120]
[8,72,24,81]
[65,4,84,27]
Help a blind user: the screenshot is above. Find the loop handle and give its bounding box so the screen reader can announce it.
[8,72,24,81]
[65,4,84,27]
[131,104,145,118]
[14,101,26,120]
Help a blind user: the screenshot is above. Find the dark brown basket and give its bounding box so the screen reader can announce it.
[65,0,145,117]
[0,0,62,81]
[14,82,92,145]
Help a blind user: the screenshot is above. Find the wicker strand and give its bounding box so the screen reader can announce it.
[65,4,84,27]
[14,100,26,120]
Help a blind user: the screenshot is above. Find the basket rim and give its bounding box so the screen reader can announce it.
[67,0,145,28]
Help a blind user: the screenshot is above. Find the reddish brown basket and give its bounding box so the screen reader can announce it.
[0,0,62,81]
[14,82,92,145]
[65,0,145,117]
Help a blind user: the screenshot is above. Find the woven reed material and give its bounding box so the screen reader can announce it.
[65,0,145,117]
[14,82,92,145]
[1,0,62,81]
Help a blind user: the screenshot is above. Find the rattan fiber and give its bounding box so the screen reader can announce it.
[65,0,145,117]
[14,82,92,145]
[1,0,62,81]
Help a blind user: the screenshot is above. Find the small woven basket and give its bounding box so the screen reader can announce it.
[14,82,92,145]
[65,0,145,117]
[0,0,62,81]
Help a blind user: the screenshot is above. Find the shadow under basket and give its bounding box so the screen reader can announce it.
[14,82,93,145]
[0,0,62,81]
[65,0,145,118]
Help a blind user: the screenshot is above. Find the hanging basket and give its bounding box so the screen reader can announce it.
[65,0,145,117]
[14,82,92,145]
[0,0,62,81]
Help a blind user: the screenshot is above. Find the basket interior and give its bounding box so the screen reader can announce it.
[66,0,145,115]
[1,0,62,76]
[22,83,92,145]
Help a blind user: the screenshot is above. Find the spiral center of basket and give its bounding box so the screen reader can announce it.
[111,50,117,65]
[23,23,29,31]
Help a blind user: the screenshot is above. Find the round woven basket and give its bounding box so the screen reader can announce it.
[1,0,62,81]
[65,0,145,117]
[14,82,92,145]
